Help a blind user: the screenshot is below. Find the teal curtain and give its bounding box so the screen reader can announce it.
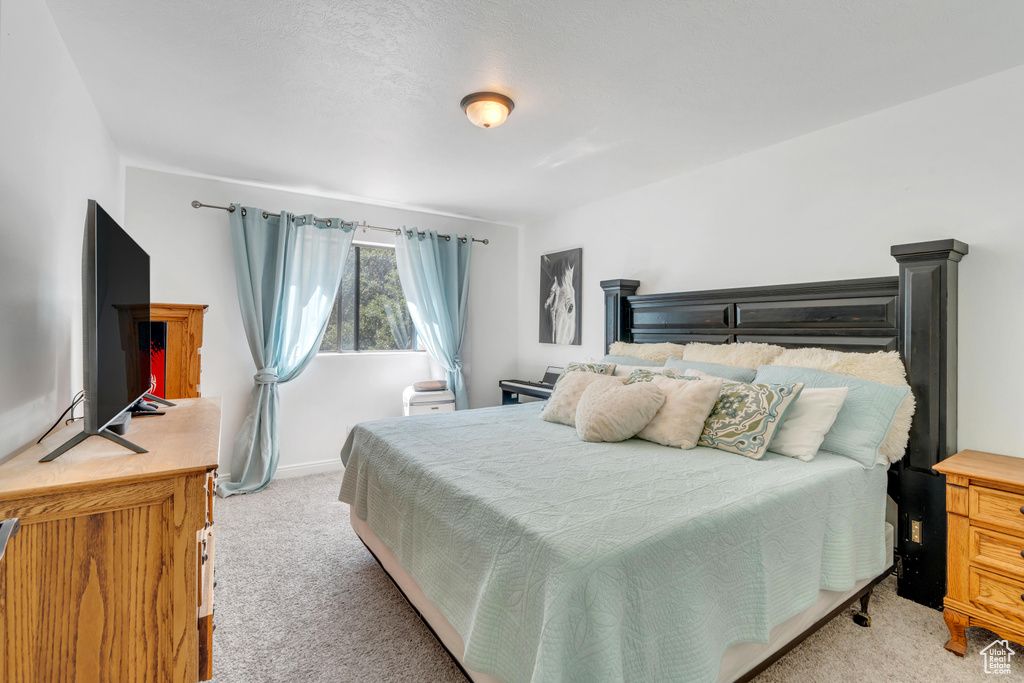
[394,229,472,409]
[217,206,354,497]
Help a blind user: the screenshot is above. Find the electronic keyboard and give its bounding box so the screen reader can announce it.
[499,366,563,404]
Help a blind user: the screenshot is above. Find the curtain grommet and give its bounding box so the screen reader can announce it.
[240,207,247,216]
[262,211,269,219]
[327,219,332,227]
[445,235,451,242]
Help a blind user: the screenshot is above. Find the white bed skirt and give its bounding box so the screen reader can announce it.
[351,509,894,683]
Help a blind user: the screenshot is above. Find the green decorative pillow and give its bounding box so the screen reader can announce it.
[556,362,616,384]
[698,382,804,459]
[624,368,695,384]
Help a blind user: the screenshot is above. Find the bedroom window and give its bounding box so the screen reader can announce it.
[319,245,419,353]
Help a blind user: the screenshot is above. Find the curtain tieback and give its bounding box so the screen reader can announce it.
[254,367,279,385]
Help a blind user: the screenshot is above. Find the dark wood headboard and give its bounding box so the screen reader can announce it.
[601,239,968,609]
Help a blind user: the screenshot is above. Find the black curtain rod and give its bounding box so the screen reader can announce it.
[190,201,489,245]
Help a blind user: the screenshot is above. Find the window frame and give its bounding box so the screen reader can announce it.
[318,242,422,354]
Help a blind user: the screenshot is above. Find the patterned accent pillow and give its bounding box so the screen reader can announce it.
[556,362,616,384]
[698,382,804,459]
[624,368,695,384]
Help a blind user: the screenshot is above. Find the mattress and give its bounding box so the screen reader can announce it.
[340,403,888,683]
[352,512,894,683]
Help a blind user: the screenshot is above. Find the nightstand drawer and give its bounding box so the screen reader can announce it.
[970,486,1024,534]
[971,525,1024,579]
[971,567,1024,622]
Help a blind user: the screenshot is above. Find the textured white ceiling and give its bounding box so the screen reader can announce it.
[45,0,1024,224]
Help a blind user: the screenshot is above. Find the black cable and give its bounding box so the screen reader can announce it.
[37,391,85,444]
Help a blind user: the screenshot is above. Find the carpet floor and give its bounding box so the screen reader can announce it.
[213,471,1023,681]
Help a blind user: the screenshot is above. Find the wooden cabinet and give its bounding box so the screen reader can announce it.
[935,450,1024,655]
[0,398,221,681]
[151,303,208,399]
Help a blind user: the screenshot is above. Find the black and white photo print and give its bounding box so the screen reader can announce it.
[539,248,582,345]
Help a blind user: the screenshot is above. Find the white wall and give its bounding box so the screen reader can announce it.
[0,0,123,460]
[125,168,518,477]
[518,64,1024,458]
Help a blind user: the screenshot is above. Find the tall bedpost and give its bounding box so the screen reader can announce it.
[600,279,640,354]
[891,238,968,608]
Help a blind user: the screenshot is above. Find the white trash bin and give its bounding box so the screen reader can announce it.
[403,385,456,416]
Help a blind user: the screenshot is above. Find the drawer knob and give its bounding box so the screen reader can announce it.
[1020,505,1024,515]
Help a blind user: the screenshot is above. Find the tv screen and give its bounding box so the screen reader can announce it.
[84,201,150,431]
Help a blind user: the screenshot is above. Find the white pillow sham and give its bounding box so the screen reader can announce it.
[682,342,785,369]
[636,374,724,449]
[541,373,622,427]
[768,387,849,461]
[575,379,665,443]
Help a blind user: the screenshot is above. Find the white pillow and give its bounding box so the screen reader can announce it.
[541,373,623,427]
[608,341,688,363]
[575,380,665,443]
[681,342,785,369]
[768,387,849,461]
[636,375,724,449]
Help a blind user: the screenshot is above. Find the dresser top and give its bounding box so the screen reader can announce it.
[934,450,1024,488]
[0,397,221,499]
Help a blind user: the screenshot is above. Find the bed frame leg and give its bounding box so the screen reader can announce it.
[853,589,873,627]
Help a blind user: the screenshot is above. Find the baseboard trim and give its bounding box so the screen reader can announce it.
[275,458,344,479]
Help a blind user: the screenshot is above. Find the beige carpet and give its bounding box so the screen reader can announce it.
[213,471,1023,682]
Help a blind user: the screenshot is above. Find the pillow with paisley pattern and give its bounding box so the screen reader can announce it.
[624,368,696,384]
[555,362,616,385]
[698,382,804,459]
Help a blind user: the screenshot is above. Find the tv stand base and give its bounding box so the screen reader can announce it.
[40,428,148,463]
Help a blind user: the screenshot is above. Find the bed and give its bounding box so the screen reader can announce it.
[339,239,966,681]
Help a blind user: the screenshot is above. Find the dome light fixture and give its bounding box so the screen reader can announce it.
[460,92,514,128]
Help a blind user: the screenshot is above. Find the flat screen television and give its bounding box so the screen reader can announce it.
[42,200,156,461]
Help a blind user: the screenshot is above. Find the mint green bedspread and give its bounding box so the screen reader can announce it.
[339,403,887,682]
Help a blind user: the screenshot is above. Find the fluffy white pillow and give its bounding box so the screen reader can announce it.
[768,387,849,461]
[636,375,724,449]
[575,380,665,443]
[541,373,623,427]
[771,348,915,463]
[607,341,689,363]
[682,342,785,369]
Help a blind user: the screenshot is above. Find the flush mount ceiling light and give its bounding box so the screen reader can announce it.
[460,92,515,128]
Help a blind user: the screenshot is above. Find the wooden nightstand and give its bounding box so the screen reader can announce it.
[934,450,1024,656]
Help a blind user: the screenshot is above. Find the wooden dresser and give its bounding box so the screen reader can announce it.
[935,450,1024,655]
[0,398,221,682]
